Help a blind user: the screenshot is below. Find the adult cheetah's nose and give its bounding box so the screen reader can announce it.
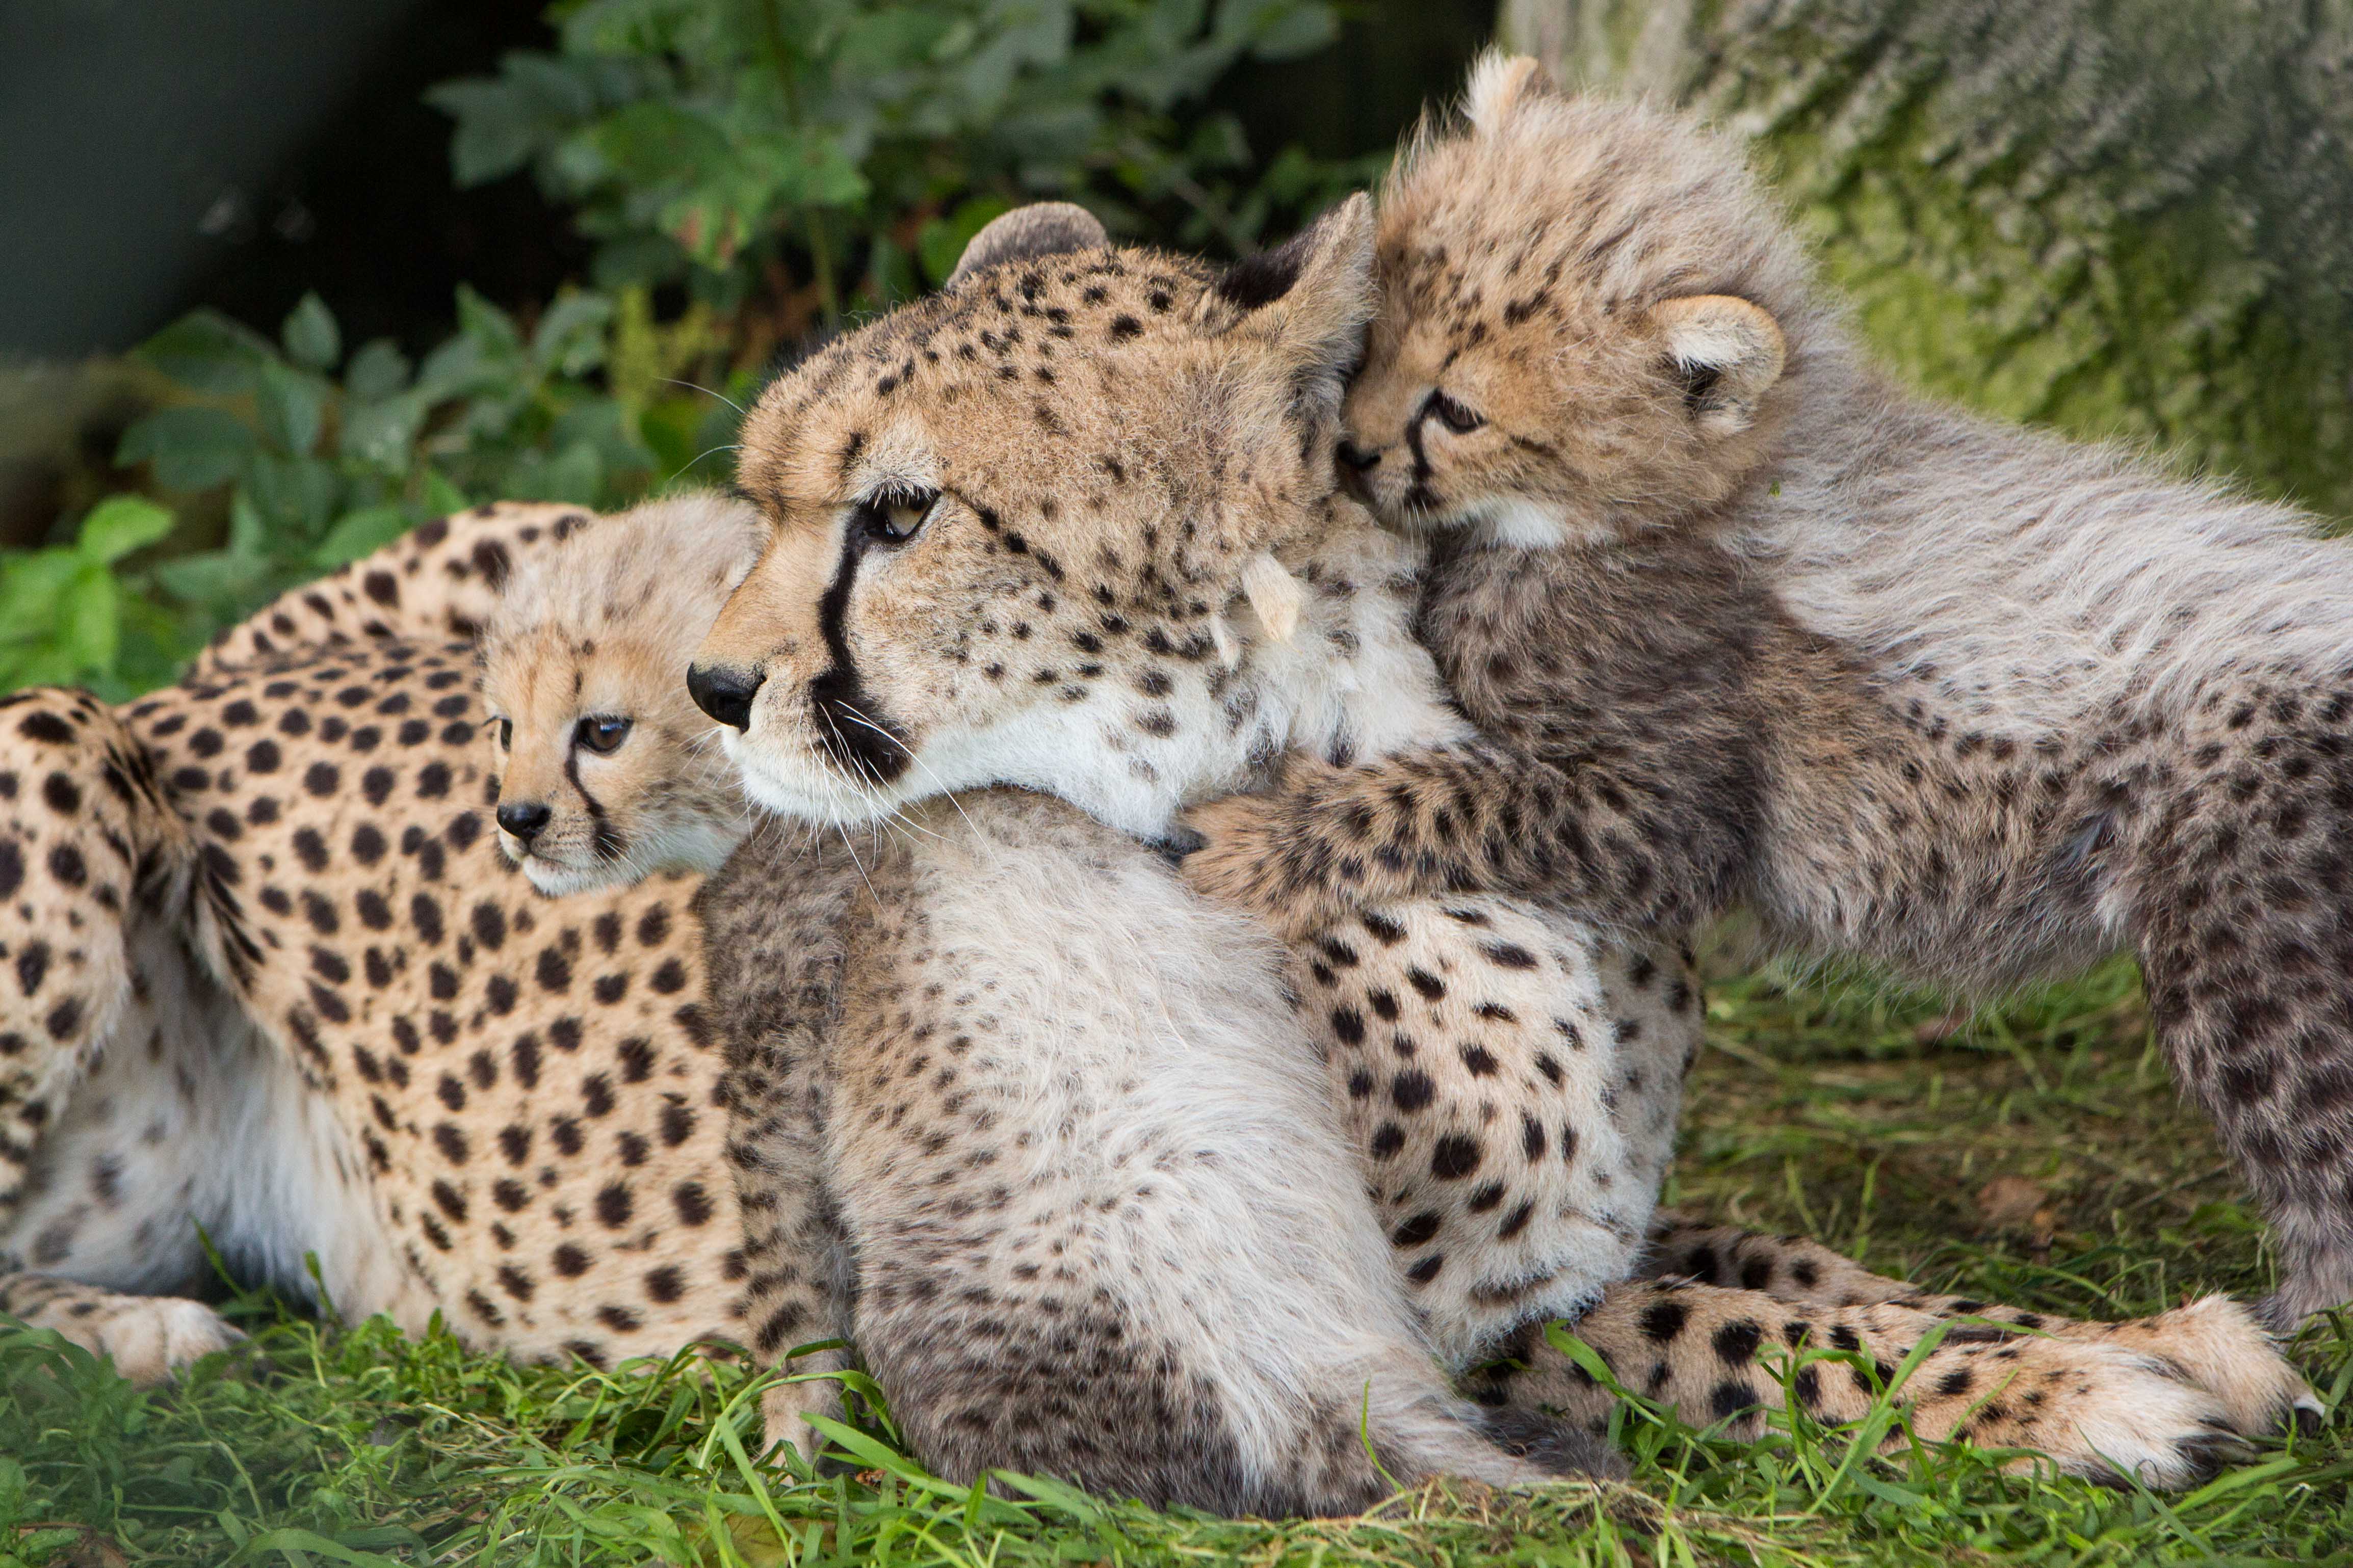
[688,661,764,731]
[1336,439,1381,472]
[496,800,552,843]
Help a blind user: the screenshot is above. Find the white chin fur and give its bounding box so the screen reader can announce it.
[1465,496,1572,549]
[519,856,626,899]
[1379,494,1571,549]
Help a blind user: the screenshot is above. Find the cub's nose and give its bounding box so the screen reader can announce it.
[688,662,764,731]
[1336,439,1382,471]
[496,800,552,843]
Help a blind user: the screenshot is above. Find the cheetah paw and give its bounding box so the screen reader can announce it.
[1178,776,1356,940]
[25,1292,243,1385]
[2023,1342,2253,1490]
[2098,1295,2324,1439]
[761,1376,846,1468]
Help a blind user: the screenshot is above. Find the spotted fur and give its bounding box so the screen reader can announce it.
[192,501,596,678]
[1,503,757,1377]
[1181,54,2353,1327]
[685,201,2313,1493]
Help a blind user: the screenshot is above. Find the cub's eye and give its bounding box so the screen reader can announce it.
[576,715,633,754]
[854,486,939,545]
[496,719,512,750]
[1429,393,1485,435]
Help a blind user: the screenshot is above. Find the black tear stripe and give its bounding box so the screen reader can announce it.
[1400,400,1441,515]
[809,524,913,787]
[565,750,629,864]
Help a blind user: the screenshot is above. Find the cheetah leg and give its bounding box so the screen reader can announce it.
[1638,1223,2321,1437]
[698,838,862,1464]
[2128,752,2353,1324]
[1297,901,1700,1366]
[0,689,189,1220]
[188,500,596,676]
[0,1273,240,1384]
[1478,1280,2256,1489]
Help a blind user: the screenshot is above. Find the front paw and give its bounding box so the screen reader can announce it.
[1178,792,1347,942]
[762,1375,844,1469]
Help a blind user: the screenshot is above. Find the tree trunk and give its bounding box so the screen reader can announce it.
[1497,0,2353,521]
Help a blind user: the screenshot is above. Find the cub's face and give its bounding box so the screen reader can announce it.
[690,199,1381,839]
[480,496,763,895]
[1339,72,1803,549]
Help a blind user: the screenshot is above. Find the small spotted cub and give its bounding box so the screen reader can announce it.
[480,493,764,896]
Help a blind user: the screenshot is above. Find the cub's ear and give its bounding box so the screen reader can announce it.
[1463,51,1545,135]
[1649,295,1787,436]
[947,202,1109,286]
[1207,192,1376,419]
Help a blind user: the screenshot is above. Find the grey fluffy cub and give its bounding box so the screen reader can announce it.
[1182,54,2353,1327]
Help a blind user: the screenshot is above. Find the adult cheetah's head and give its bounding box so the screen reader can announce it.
[1340,54,1825,549]
[480,492,763,895]
[690,196,1398,838]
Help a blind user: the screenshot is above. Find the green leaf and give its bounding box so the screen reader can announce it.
[419,468,469,518]
[56,564,122,674]
[530,291,615,379]
[344,339,412,402]
[339,390,429,467]
[154,548,278,613]
[136,309,277,396]
[281,293,342,372]
[255,361,330,456]
[312,507,416,569]
[115,406,259,490]
[76,496,177,564]
[0,550,83,641]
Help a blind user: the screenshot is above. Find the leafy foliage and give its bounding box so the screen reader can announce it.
[0,497,183,701]
[4,283,743,699]
[429,0,1373,321]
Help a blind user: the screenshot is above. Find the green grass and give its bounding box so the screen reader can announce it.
[6,961,2350,1567]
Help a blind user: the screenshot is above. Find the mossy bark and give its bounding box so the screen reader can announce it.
[1499,0,2353,520]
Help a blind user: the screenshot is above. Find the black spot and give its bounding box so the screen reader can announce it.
[1639,1299,1689,1343]
[1430,1134,1481,1179]
[1392,1212,1443,1247]
[1708,1380,1760,1422]
[1712,1320,1763,1366]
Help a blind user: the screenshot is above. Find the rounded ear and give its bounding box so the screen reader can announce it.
[946,202,1109,286]
[1463,50,1546,135]
[1205,192,1377,420]
[1649,295,1787,436]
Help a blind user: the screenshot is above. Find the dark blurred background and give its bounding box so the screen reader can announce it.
[0,0,1483,361]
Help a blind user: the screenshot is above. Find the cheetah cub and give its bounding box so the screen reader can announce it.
[480,493,764,895]
[1182,54,2353,1326]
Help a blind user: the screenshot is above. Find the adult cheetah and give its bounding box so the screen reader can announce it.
[0,506,751,1377]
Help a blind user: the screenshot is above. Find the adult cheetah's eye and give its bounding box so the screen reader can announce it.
[1428,392,1485,435]
[576,715,633,755]
[496,719,512,750]
[852,485,938,546]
